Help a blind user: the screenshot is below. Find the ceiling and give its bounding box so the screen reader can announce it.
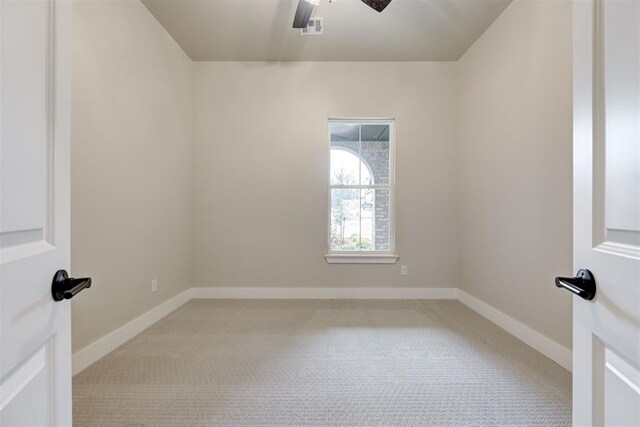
[142,0,512,61]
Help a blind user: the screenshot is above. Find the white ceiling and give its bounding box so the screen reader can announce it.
[142,0,512,61]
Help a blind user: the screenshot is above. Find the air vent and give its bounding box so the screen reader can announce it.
[300,17,323,35]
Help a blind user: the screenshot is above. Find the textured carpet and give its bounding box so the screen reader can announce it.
[73,299,571,426]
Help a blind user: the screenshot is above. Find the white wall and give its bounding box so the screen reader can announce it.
[193,62,459,288]
[71,0,194,353]
[457,0,573,348]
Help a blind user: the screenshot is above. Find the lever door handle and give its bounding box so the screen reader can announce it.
[555,269,596,300]
[51,270,92,301]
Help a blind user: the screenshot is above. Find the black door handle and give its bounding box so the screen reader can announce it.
[555,269,596,300]
[51,270,92,301]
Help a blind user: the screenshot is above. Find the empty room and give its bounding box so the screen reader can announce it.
[1,0,639,425]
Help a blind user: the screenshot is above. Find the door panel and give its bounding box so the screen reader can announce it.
[603,0,640,239]
[0,347,52,427]
[573,0,640,425]
[0,0,72,425]
[0,0,48,234]
[603,347,640,426]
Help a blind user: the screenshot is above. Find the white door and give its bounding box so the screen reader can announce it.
[571,0,640,425]
[0,0,75,425]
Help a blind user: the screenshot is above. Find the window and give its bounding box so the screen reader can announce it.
[326,119,397,264]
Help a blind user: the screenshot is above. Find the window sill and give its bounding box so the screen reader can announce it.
[324,253,399,264]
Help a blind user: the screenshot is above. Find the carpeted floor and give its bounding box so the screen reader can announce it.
[73,299,571,426]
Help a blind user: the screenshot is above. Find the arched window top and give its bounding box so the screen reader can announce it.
[330,148,374,185]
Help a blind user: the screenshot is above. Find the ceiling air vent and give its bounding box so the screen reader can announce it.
[300,18,323,35]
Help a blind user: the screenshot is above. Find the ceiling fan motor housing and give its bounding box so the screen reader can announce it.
[361,0,393,13]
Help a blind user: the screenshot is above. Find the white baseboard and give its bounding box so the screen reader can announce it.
[72,288,192,375]
[72,286,571,376]
[191,286,458,300]
[457,289,572,371]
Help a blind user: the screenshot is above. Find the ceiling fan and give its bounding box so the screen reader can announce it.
[293,0,393,28]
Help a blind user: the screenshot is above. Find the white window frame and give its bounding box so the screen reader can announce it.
[325,118,398,264]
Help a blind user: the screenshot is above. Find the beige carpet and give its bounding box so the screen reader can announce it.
[73,300,571,426]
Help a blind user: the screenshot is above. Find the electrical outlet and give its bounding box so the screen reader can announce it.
[401,265,408,276]
[151,279,158,293]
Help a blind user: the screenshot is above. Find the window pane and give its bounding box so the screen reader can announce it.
[361,124,389,142]
[372,189,391,251]
[360,124,390,185]
[330,122,360,185]
[359,189,375,250]
[330,148,359,185]
[330,188,360,251]
[330,122,359,142]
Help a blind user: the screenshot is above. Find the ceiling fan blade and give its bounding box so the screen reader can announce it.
[360,0,392,13]
[292,0,315,28]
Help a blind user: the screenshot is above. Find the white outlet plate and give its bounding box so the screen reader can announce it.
[151,279,158,293]
[401,266,408,276]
